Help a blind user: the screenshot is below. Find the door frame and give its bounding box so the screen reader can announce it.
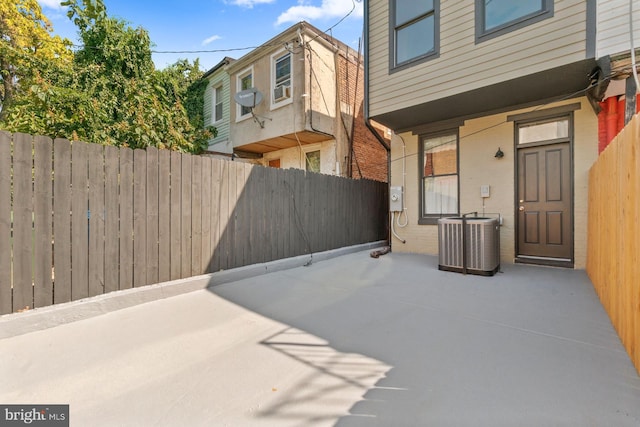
[512,107,577,268]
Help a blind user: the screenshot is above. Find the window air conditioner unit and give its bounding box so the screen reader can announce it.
[273,85,290,102]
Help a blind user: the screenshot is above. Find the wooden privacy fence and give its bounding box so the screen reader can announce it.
[587,114,639,375]
[0,131,388,315]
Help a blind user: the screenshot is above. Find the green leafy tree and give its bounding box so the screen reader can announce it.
[1,0,215,153]
[0,0,72,121]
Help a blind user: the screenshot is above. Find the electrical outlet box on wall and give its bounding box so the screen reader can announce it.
[390,186,403,212]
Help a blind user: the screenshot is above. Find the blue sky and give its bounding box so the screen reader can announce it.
[38,0,364,71]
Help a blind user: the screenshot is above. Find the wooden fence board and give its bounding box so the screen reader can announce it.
[283,170,293,259]
[181,155,192,278]
[250,165,263,265]
[133,149,147,287]
[0,132,12,314]
[12,133,33,311]
[169,152,182,280]
[2,132,389,314]
[71,140,89,300]
[233,162,246,268]
[265,167,275,262]
[218,160,230,271]
[158,149,171,283]
[88,144,105,297]
[104,146,119,293]
[119,147,134,289]
[146,147,159,285]
[33,136,53,308]
[210,159,222,273]
[588,114,640,375]
[191,155,203,276]
[226,161,237,269]
[201,157,212,274]
[53,139,72,303]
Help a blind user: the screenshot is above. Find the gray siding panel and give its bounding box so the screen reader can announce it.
[368,0,590,118]
[597,0,640,57]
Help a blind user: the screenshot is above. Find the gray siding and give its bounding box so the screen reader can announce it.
[596,0,640,58]
[368,0,590,119]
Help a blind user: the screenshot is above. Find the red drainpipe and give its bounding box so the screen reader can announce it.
[598,102,608,154]
[605,97,619,153]
[598,94,640,154]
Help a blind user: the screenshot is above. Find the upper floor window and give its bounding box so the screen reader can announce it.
[272,51,292,106]
[476,0,553,43]
[419,131,458,223]
[236,67,253,119]
[390,0,439,71]
[213,85,223,123]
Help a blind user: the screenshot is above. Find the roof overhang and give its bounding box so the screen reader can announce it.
[370,59,598,132]
[233,130,333,155]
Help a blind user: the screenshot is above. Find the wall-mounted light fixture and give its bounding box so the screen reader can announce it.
[494,147,504,159]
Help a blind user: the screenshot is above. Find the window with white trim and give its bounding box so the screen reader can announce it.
[272,51,292,105]
[236,68,253,119]
[213,85,223,123]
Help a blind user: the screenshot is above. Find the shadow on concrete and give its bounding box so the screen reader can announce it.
[208,251,640,426]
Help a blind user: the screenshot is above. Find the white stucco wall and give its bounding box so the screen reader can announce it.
[258,141,338,175]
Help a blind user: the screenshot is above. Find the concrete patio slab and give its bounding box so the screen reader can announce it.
[1,250,639,426]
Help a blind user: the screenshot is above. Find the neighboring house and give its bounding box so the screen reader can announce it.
[364,0,640,269]
[222,21,388,181]
[203,57,235,156]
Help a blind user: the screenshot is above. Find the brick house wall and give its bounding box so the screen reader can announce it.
[337,50,389,182]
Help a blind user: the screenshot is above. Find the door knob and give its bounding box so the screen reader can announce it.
[519,206,525,211]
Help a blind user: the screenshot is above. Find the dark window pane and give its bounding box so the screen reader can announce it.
[240,74,252,116]
[275,54,290,86]
[484,0,543,30]
[214,86,223,122]
[397,15,434,64]
[305,150,320,173]
[395,0,434,26]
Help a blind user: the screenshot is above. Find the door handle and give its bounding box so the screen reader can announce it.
[519,206,525,211]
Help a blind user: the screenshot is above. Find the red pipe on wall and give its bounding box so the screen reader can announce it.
[605,97,619,153]
[597,94,640,154]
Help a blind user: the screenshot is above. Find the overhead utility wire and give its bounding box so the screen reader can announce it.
[365,74,616,169]
[35,1,359,56]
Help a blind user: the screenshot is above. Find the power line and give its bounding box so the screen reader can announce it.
[363,75,614,170]
[34,2,360,57]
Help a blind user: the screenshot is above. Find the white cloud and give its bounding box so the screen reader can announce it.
[225,0,276,8]
[38,0,65,10]
[276,0,363,26]
[202,35,222,46]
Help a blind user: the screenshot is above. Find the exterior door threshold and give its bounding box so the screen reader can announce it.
[515,255,574,269]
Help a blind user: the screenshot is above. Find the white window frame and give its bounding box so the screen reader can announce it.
[271,49,293,108]
[212,84,224,124]
[302,143,321,173]
[236,66,254,122]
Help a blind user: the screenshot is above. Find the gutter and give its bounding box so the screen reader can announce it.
[363,0,392,247]
[362,0,390,157]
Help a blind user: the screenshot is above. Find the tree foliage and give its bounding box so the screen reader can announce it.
[0,0,215,153]
[0,0,72,121]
